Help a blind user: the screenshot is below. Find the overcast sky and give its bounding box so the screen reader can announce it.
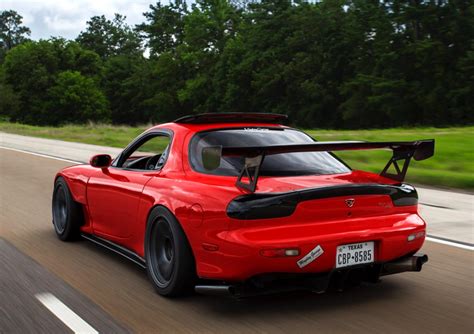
[2,0,157,40]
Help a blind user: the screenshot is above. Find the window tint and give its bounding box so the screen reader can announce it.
[190,128,350,176]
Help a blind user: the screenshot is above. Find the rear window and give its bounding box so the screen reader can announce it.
[189,128,350,176]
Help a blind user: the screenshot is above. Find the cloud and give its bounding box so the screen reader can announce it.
[1,0,154,40]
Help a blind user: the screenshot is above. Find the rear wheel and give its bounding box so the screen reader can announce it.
[145,207,196,297]
[52,177,82,241]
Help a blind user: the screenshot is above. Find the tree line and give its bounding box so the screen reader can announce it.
[0,0,473,128]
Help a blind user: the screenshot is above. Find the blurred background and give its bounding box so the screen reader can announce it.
[1,0,473,189]
[0,1,472,333]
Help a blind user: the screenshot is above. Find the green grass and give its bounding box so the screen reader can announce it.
[0,122,146,148]
[305,127,474,190]
[1,121,473,190]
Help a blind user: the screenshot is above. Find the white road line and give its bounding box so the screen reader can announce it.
[0,146,83,164]
[2,144,473,251]
[35,293,99,334]
[426,236,474,251]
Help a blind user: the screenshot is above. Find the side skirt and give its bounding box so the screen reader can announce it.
[81,233,146,269]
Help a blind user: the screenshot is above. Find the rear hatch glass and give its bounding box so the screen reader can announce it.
[189,128,350,177]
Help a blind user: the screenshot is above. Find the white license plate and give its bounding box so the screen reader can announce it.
[336,241,374,268]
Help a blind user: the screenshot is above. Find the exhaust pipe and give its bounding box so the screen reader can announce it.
[195,285,236,296]
[382,253,428,275]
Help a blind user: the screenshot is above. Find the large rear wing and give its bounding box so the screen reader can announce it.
[202,139,435,192]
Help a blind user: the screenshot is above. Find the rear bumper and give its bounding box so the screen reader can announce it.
[196,253,428,298]
[196,213,426,281]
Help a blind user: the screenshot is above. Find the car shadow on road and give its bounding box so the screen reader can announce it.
[42,229,405,319]
[186,279,403,318]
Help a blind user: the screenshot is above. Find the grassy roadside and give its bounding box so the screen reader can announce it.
[306,128,474,190]
[0,122,146,148]
[1,121,473,190]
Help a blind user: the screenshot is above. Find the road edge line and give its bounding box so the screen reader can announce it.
[426,236,473,251]
[0,146,83,164]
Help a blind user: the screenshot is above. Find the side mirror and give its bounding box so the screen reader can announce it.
[90,154,112,168]
[202,146,222,171]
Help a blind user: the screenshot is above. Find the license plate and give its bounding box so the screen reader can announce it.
[336,241,374,268]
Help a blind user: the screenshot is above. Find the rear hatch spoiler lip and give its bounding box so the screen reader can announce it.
[226,183,418,220]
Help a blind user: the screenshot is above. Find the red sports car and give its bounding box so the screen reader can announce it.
[52,113,433,297]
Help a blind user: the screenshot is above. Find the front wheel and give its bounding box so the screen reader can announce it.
[145,207,196,297]
[52,177,82,241]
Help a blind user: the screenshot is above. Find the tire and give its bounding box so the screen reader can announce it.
[145,206,196,297]
[52,177,82,241]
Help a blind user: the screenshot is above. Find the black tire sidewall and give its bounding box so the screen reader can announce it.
[52,177,80,241]
[145,206,196,297]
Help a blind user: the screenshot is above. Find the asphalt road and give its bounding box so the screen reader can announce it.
[0,238,129,333]
[1,147,473,333]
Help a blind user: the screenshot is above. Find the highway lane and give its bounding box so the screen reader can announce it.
[1,148,473,333]
[0,238,129,333]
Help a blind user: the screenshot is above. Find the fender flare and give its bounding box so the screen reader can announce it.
[144,205,197,265]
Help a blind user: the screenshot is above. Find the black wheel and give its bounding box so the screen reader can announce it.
[52,177,82,241]
[145,206,196,297]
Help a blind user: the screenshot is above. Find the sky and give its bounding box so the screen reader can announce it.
[1,0,157,40]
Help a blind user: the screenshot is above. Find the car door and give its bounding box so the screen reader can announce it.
[87,130,172,240]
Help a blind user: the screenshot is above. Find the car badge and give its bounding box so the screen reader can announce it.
[345,198,355,208]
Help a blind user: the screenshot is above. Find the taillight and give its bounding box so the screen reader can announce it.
[391,184,418,206]
[408,231,425,242]
[227,183,419,220]
[260,248,300,257]
[227,194,298,219]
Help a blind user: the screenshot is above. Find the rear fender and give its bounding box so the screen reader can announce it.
[135,177,238,269]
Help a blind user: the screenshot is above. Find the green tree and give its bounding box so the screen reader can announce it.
[47,71,109,124]
[102,55,151,124]
[146,53,190,121]
[3,39,105,124]
[138,0,189,56]
[176,0,241,113]
[77,14,142,59]
[212,0,354,127]
[449,43,474,123]
[0,68,20,119]
[0,10,31,61]
[1,1,473,128]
